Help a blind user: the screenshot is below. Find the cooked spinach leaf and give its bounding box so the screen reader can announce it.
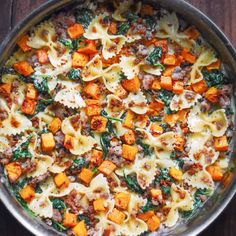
[35,98,53,114]
[100,132,110,159]
[117,22,130,35]
[143,16,156,32]
[136,138,152,156]
[126,12,138,23]
[141,199,156,213]
[149,116,162,122]
[67,68,82,81]
[119,72,127,80]
[146,47,163,68]
[78,214,91,226]
[51,220,66,232]
[59,36,85,51]
[51,199,66,211]
[71,158,87,170]
[101,110,122,122]
[33,78,50,95]
[157,89,174,106]
[124,173,144,194]
[75,9,93,28]
[203,69,229,87]
[12,135,33,161]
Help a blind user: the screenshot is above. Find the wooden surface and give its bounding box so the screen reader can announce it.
[0,0,235,235]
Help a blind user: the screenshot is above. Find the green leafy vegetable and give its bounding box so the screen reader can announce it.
[51,199,67,211]
[136,138,152,156]
[35,98,53,114]
[33,78,50,95]
[75,9,93,28]
[78,214,91,226]
[155,168,174,194]
[141,199,156,213]
[67,68,82,81]
[203,69,229,87]
[117,22,130,35]
[100,132,110,159]
[157,89,174,106]
[59,38,74,50]
[146,47,164,69]
[101,110,122,122]
[12,135,33,161]
[126,12,138,22]
[71,158,87,170]
[124,173,144,194]
[149,116,162,122]
[225,106,234,116]
[143,16,156,32]
[119,72,127,80]
[59,36,85,51]
[51,220,66,232]
[160,123,169,131]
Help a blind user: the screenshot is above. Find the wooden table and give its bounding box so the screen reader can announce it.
[0,0,235,235]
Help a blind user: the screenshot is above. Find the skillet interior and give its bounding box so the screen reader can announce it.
[0,0,235,235]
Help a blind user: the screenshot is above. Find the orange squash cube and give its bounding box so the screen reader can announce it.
[83,82,100,99]
[138,210,155,222]
[108,208,126,225]
[98,160,117,176]
[206,165,223,181]
[93,198,105,211]
[63,212,77,228]
[13,61,34,77]
[205,87,218,103]
[174,134,185,151]
[163,66,175,77]
[150,189,162,199]
[72,52,89,68]
[19,185,35,202]
[184,26,200,40]
[115,192,131,210]
[77,40,97,54]
[5,162,22,183]
[78,168,94,184]
[26,83,38,100]
[121,76,140,93]
[160,76,173,91]
[173,81,184,94]
[114,84,128,99]
[64,134,75,150]
[123,110,135,129]
[214,136,229,152]
[207,59,221,70]
[72,220,87,236]
[182,48,196,64]
[151,80,161,90]
[149,100,165,113]
[163,55,177,66]
[67,23,84,39]
[147,215,161,232]
[192,80,208,94]
[41,132,55,152]
[121,130,136,145]
[169,167,183,181]
[90,116,108,132]
[48,117,62,134]
[36,49,48,65]
[164,113,179,127]
[150,123,163,137]
[108,22,117,34]
[90,149,103,166]
[54,173,70,188]
[21,99,37,115]
[17,35,31,52]
[0,83,11,95]
[122,144,138,161]
[85,99,101,116]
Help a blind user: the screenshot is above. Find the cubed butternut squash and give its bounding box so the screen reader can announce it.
[63,212,77,228]
[174,134,185,151]
[151,80,161,90]
[41,132,55,152]
[150,123,163,137]
[72,52,89,68]
[114,84,128,99]
[90,149,103,166]
[163,66,175,77]
[138,210,155,222]
[163,54,177,66]
[78,168,94,184]
[122,144,138,161]
[93,198,105,211]
[149,100,164,112]
[214,136,229,152]
[21,99,37,115]
[19,185,35,202]
[36,49,48,64]
[0,83,11,95]
[85,99,101,116]
[147,215,161,232]
[98,160,117,176]
[160,76,173,91]
[67,23,84,39]
[141,4,154,16]
[17,35,31,52]
[26,83,38,100]
[150,189,162,199]
[205,87,218,103]
[54,173,70,189]
[121,76,140,93]
[5,162,22,183]
[164,113,179,127]
[206,165,223,181]
[83,82,100,99]
[121,130,136,145]
[181,48,196,64]
[177,109,189,123]
[108,208,126,225]
[64,134,75,150]
[173,81,184,94]
[169,167,183,181]
[108,22,117,34]
[184,26,200,40]
[115,192,131,210]
[191,80,208,94]
[77,40,97,54]
[90,116,108,132]
[13,61,34,77]
[123,110,135,129]
[48,117,62,134]
[207,59,221,70]
[72,220,87,236]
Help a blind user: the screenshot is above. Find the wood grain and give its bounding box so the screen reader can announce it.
[0,0,235,235]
